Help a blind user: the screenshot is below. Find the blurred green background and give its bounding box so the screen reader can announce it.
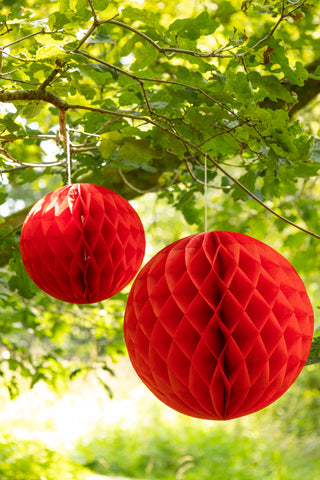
[0,357,319,480]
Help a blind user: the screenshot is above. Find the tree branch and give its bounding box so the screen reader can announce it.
[38,67,61,91]
[0,88,69,110]
[0,75,40,86]
[1,30,45,48]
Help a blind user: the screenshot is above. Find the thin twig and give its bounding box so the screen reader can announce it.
[117,169,149,194]
[0,147,64,168]
[71,145,99,153]
[0,75,40,86]
[1,165,34,173]
[198,123,246,147]
[118,168,180,194]
[139,81,153,115]
[1,134,57,145]
[0,51,35,63]
[87,0,99,22]
[74,23,98,52]
[0,223,23,241]
[73,0,100,51]
[1,30,45,48]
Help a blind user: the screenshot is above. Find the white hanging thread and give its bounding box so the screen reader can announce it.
[204,154,208,232]
[66,127,72,186]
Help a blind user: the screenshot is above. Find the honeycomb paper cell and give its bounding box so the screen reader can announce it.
[20,183,146,304]
[124,231,314,420]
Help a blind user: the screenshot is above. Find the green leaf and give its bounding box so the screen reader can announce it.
[149,101,168,110]
[118,138,157,163]
[293,135,314,162]
[216,0,237,19]
[94,0,118,16]
[266,38,308,86]
[0,114,21,133]
[76,83,97,100]
[124,37,158,71]
[264,150,279,184]
[21,103,42,118]
[36,33,75,46]
[75,0,88,12]
[98,378,114,399]
[70,368,84,379]
[8,251,38,299]
[305,337,320,365]
[225,71,254,104]
[36,45,65,60]
[175,191,202,226]
[48,12,72,30]
[249,72,297,103]
[292,162,320,178]
[169,11,218,40]
[99,131,123,159]
[311,138,320,162]
[100,132,162,168]
[121,6,159,28]
[203,132,239,157]
[59,0,70,13]
[151,129,186,160]
[78,63,113,86]
[309,65,320,80]
[87,32,112,44]
[232,170,256,200]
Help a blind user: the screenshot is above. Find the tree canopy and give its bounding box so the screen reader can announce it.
[0,0,320,396]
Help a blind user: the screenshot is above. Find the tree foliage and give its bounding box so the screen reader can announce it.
[0,0,320,394]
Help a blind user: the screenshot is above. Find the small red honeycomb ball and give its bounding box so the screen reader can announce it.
[20,183,145,304]
[124,231,314,420]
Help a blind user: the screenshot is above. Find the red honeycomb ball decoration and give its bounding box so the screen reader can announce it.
[124,231,314,420]
[20,183,146,304]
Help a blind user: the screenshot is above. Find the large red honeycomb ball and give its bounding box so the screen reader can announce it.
[124,231,314,420]
[20,183,145,304]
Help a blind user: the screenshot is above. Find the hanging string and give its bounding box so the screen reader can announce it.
[59,110,72,186]
[66,127,72,186]
[204,154,208,232]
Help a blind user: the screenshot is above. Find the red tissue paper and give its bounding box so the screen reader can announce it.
[20,183,146,304]
[124,231,314,420]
